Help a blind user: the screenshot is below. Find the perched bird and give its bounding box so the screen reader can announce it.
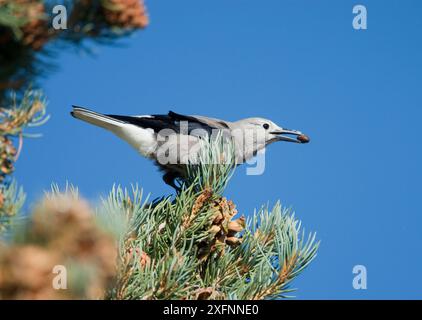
[71,106,310,188]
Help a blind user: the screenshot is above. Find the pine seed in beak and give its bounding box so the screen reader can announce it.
[297,134,310,143]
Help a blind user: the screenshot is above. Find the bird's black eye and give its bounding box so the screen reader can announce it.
[263,123,270,130]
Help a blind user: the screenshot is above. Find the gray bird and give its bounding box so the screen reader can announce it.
[71,106,310,188]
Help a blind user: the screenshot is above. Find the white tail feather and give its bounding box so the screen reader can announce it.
[71,106,157,157]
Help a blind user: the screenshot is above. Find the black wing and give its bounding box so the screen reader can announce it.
[106,111,217,135]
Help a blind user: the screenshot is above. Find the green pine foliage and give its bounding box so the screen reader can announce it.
[97,137,319,300]
[0,180,25,234]
[0,89,48,235]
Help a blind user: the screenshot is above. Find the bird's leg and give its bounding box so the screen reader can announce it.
[162,172,181,192]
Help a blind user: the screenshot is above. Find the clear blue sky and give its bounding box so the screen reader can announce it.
[14,0,422,299]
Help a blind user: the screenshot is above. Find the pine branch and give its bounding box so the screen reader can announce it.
[0,180,25,235]
[0,88,48,234]
[0,0,149,99]
[99,135,319,300]
[0,1,148,234]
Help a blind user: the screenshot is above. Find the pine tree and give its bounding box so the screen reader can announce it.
[99,137,320,300]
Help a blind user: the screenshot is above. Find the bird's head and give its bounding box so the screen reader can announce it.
[234,118,310,145]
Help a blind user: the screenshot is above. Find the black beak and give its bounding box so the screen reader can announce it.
[270,129,310,144]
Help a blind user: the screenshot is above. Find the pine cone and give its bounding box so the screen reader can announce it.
[22,1,49,50]
[125,247,151,269]
[0,245,61,299]
[31,197,117,283]
[102,0,149,29]
[197,196,245,260]
[0,196,119,299]
[11,0,50,50]
[195,287,215,300]
[0,136,17,183]
[0,192,4,210]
